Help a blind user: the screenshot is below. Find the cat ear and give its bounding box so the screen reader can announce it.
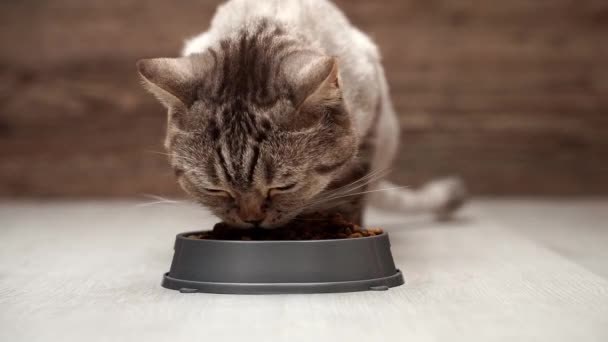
[136,56,202,109]
[299,57,341,110]
[284,53,341,108]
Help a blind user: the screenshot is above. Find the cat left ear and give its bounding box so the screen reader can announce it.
[136,56,201,109]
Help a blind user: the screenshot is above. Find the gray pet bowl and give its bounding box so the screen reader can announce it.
[162,230,404,294]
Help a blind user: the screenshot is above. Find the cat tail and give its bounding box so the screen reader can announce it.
[368,177,468,220]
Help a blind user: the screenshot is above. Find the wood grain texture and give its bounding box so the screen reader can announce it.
[1,200,608,341]
[1,0,607,196]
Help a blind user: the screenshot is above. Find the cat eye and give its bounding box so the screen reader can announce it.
[268,183,297,197]
[275,183,296,191]
[202,188,232,197]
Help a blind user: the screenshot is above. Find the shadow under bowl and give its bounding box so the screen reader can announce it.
[162,231,404,294]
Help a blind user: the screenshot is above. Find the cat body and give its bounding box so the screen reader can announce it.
[138,0,465,228]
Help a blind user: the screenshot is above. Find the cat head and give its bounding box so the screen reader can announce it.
[137,41,357,228]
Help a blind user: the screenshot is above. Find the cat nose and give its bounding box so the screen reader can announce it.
[239,208,266,223]
[238,193,266,225]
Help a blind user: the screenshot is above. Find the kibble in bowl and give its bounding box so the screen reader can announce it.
[188,214,383,241]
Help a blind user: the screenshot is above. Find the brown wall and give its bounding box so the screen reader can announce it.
[1,0,607,197]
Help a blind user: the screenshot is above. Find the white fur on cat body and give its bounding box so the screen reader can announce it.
[183,0,465,218]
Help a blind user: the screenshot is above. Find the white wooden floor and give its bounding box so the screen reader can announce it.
[1,199,607,342]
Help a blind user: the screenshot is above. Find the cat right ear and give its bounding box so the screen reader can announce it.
[136,57,200,109]
[284,54,341,108]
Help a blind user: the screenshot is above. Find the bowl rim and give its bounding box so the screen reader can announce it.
[177,230,388,244]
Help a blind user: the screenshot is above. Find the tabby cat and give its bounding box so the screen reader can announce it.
[137,0,465,228]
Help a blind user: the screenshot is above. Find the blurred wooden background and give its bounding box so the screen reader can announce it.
[1,0,607,197]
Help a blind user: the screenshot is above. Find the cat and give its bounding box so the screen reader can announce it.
[137,0,466,228]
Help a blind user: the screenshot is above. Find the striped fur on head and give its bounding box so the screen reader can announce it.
[137,20,358,228]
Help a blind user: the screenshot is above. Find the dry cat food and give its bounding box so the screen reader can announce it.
[188,214,383,241]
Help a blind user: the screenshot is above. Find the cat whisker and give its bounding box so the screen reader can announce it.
[297,185,409,212]
[145,150,171,157]
[133,194,191,208]
[321,167,391,198]
[305,168,392,208]
[141,193,176,201]
[309,169,389,206]
[320,185,410,203]
[134,200,180,208]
